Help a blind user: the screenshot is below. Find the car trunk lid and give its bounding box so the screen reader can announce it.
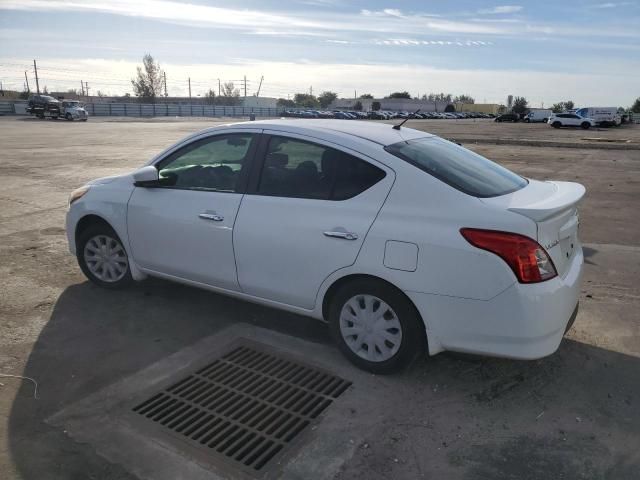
[481,179,585,277]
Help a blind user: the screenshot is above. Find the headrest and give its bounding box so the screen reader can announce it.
[266,152,288,167]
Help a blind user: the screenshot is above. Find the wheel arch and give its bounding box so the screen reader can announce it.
[75,214,114,248]
[321,273,427,336]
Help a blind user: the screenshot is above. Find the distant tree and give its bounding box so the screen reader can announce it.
[387,91,411,99]
[96,90,106,98]
[552,100,575,113]
[131,54,164,102]
[512,96,529,115]
[220,82,241,105]
[42,85,49,94]
[631,97,640,113]
[19,89,29,100]
[294,93,320,108]
[318,91,338,108]
[354,101,363,111]
[67,88,80,95]
[372,101,381,111]
[423,92,453,102]
[204,89,217,105]
[277,98,296,107]
[359,93,374,99]
[454,94,475,104]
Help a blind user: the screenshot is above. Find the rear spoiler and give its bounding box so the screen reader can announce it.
[507,181,585,222]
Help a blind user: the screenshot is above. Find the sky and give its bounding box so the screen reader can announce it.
[0,0,639,106]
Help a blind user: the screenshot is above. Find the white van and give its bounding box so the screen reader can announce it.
[575,107,621,127]
[525,109,552,123]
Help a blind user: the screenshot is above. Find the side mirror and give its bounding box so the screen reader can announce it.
[132,166,159,187]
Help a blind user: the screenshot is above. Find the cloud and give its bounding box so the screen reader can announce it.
[3,56,635,105]
[478,5,523,14]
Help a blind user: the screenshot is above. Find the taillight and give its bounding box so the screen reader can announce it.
[460,228,557,283]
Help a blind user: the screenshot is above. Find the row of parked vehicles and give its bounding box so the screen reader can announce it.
[282,109,496,120]
[495,107,629,130]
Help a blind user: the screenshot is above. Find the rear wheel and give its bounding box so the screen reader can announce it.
[581,122,590,130]
[552,121,561,128]
[328,279,425,374]
[77,224,132,289]
[65,113,73,121]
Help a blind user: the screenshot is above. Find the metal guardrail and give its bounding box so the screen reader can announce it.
[0,101,282,117]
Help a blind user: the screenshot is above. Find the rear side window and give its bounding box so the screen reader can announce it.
[257,136,385,200]
[384,137,527,198]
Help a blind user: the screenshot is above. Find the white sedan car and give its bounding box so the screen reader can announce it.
[548,113,595,129]
[66,120,584,373]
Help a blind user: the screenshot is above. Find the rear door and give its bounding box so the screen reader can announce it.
[233,132,394,309]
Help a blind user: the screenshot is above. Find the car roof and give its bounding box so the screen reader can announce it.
[203,119,434,147]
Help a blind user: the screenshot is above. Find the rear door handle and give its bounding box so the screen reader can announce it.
[324,230,358,240]
[199,213,224,222]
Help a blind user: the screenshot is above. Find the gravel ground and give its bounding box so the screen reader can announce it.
[1,116,639,479]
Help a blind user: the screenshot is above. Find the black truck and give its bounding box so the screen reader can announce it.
[26,95,61,119]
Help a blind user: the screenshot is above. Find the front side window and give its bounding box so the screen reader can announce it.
[257,136,385,200]
[158,134,254,192]
[384,137,527,198]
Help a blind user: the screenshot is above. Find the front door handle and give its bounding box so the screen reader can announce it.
[199,213,224,222]
[324,230,358,240]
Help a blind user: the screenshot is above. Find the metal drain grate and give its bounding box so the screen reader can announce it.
[131,342,351,476]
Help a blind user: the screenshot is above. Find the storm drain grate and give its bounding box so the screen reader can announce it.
[132,342,351,476]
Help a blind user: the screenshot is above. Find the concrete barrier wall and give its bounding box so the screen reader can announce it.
[0,101,282,117]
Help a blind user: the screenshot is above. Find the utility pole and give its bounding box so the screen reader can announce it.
[84,81,89,97]
[217,78,221,96]
[163,71,168,97]
[33,59,40,94]
[354,90,357,100]
[24,71,30,92]
[80,81,85,96]
[188,77,192,100]
[256,76,264,97]
[243,75,247,98]
[309,86,313,96]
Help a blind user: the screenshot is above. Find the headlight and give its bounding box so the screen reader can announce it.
[69,186,90,206]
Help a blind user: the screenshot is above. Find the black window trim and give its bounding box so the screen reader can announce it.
[245,133,387,201]
[150,132,259,194]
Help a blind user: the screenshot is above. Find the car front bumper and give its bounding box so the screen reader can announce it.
[407,245,584,359]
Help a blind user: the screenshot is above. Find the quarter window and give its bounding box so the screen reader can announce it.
[257,136,385,200]
[157,134,254,192]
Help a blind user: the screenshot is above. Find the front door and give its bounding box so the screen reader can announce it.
[127,131,259,290]
[233,132,394,309]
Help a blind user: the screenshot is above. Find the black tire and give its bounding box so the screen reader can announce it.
[65,113,73,121]
[328,278,425,374]
[581,122,590,130]
[77,223,133,289]
[543,118,548,123]
[81,118,88,122]
[525,118,530,123]
[552,121,561,128]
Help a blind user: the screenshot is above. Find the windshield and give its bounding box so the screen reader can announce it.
[384,137,528,198]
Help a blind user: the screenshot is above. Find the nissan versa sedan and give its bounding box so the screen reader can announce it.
[66,120,585,373]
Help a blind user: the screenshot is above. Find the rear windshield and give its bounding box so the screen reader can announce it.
[384,137,528,198]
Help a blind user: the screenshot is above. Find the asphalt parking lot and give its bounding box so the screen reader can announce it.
[1,116,639,479]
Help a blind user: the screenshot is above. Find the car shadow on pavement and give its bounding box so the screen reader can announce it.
[7,279,640,480]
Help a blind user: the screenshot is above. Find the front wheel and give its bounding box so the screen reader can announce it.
[581,122,590,130]
[77,224,132,289]
[66,113,73,121]
[552,121,561,128]
[328,279,425,374]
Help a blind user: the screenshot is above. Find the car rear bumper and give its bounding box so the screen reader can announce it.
[407,246,584,359]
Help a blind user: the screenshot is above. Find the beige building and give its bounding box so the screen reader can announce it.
[455,103,505,115]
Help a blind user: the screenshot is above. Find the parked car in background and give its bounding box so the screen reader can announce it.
[574,107,621,127]
[525,109,552,123]
[495,113,519,122]
[548,113,595,129]
[66,119,584,373]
